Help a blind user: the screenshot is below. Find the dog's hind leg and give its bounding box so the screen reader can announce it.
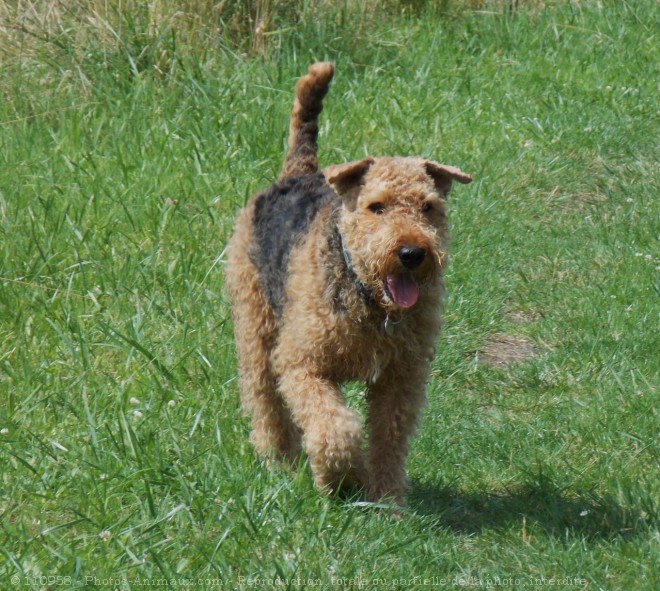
[226,215,302,462]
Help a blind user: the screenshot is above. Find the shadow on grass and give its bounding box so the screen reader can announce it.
[410,482,648,540]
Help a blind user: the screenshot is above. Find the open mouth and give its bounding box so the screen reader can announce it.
[384,273,420,308]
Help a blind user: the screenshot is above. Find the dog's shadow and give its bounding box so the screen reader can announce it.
[409,481,649,540]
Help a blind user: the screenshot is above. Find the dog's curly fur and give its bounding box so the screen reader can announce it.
[225,62,471,505]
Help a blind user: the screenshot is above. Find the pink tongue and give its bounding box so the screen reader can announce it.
[386,274,420,308]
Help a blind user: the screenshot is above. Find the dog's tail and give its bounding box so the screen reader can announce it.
[279,62,335,180]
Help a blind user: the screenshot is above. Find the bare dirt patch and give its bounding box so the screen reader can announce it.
[477,333,538,369]
[505,309,541,325]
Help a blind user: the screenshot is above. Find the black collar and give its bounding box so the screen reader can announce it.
[333,228,375,305]
[332,225,403,335]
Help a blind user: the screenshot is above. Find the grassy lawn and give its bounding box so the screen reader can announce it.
[1,1,658,589]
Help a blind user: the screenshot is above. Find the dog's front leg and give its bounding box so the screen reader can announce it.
[277,368,366,495]
[365,364,428,505]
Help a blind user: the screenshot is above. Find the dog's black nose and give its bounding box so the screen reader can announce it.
[397,245,426,269]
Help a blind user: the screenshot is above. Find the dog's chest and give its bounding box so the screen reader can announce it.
[323,318,406,383]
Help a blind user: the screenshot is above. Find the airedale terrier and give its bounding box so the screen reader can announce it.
[226,62,471,505]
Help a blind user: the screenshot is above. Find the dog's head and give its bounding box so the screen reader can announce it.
[325,156,471,313]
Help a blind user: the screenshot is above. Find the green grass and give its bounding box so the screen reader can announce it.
[1,1,659,589]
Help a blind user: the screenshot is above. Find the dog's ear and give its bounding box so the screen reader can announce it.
[424,161,472,197]
[324,157,374,210]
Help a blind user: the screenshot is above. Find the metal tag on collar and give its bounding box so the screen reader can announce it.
[384,315,401,336]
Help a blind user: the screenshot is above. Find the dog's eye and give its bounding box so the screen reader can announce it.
[421,202,433,213]
[368,202,385,215]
